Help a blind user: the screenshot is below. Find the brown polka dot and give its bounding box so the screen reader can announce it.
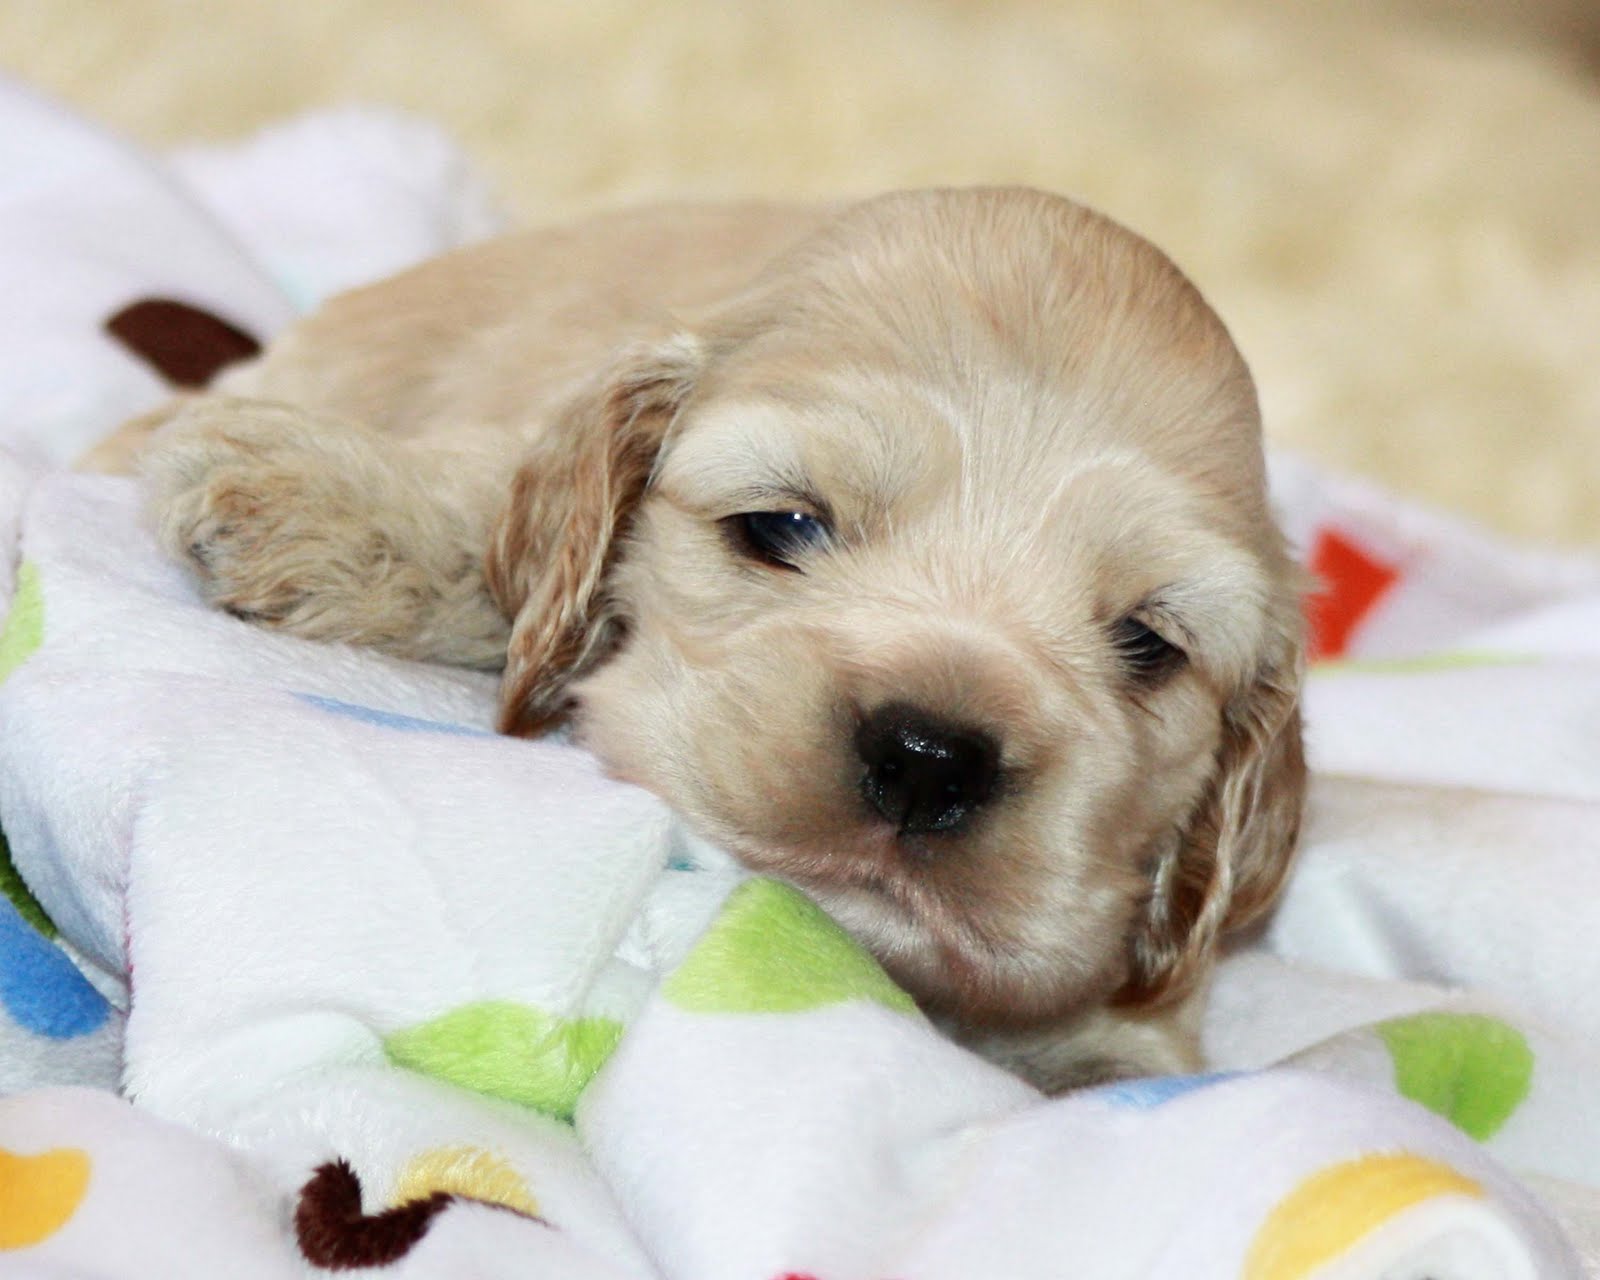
[295,1159,453,1271]
[104,298,262,388]
[294,1157,552,1270]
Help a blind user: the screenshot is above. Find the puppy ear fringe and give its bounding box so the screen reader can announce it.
[1116,649,1307,1009]
[487,333,705,737]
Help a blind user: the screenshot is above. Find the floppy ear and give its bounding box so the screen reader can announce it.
[486,334,705,737]
[1118,638,1307,1007]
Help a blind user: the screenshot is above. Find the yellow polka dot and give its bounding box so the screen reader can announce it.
[0,1145,91,1249]
[390,1146,539,1218]
[1245,1153,1484,1280]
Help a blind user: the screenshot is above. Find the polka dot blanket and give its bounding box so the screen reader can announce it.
[3,72,1600,1279]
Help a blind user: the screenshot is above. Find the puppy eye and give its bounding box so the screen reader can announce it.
[1111,616,1187,683]
[724,511,831,571]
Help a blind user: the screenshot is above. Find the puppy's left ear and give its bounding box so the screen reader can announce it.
[1119,628,1307,1007]
[487,333,705,737]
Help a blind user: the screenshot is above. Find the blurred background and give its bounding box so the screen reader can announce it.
[2,0,1596,544]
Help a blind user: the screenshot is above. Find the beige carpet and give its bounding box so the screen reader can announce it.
[3,0,1597,545]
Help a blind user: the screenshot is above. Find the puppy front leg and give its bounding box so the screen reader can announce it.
[139,396,516,668]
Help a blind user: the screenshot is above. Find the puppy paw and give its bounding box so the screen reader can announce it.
[143,398,410,634]
[139,397,510,665]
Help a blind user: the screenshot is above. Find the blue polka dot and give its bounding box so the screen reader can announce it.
[294,693,493,737]
[0,898,111,1038]
[1092,1071,1243,1109]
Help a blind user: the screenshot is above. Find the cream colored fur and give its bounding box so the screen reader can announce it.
[92,189,1308,1090]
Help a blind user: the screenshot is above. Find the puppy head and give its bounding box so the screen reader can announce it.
[489,188,1305,1025]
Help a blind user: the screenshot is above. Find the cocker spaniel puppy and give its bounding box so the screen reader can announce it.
[86,188,1306,1091]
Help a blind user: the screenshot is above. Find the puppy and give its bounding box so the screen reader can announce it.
[85,188,1306,1091]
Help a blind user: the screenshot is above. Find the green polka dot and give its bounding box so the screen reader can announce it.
[663,877,918,1017]
[1312,651,1532,678]
[0,828,57,939]
[384,1002,623,1122]
[0,561,44,685]
[0,563,61,938]
[1377,1012,1533,1141]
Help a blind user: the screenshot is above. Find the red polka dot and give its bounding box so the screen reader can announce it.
[1306,528,1401,661]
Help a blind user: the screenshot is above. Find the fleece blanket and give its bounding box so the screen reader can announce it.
[2,74,1599,1278]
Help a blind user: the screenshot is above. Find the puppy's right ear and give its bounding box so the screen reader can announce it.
[1119,629,1306,1008]
[487,334,705,736]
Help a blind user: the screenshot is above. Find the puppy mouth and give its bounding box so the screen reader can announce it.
[786,859,1043,1022]
[732,825,987,945]
[714,817,951,948]
[732,822,906,894]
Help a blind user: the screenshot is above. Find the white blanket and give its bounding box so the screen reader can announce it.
[1,73,1598,1279]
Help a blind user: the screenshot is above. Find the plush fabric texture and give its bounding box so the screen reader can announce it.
[1,75,1598,1279]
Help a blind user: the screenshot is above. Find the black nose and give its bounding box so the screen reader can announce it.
[855,703,1001,835]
